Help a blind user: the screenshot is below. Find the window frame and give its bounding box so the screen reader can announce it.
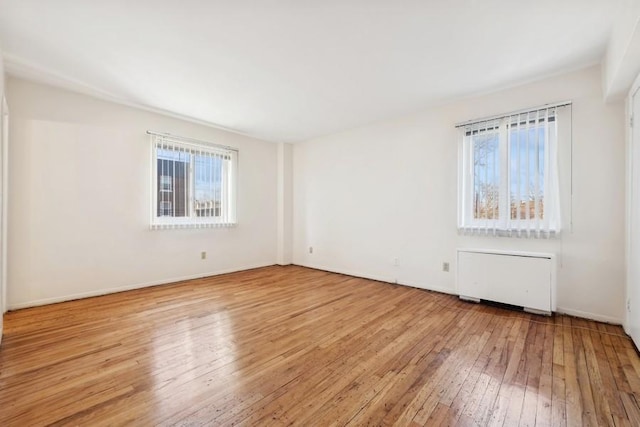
[458,112,559,235]
[462,125,509,230]
[150,135,238,229]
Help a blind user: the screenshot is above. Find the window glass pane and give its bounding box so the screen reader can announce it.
[160,175,172,192]
[472,132,500,220]
[159,201,173,216]
[509,125,545,220]
[156,148,190,217]
[194,154,224,218]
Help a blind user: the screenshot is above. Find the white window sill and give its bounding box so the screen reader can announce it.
[458,227,559,238]
[151,222,237,230]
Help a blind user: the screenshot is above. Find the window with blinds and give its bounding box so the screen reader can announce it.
[150,132,237,229]
[457,104,566,237]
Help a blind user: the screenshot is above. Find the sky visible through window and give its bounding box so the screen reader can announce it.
[510,126,545,211]
[473,125,545,220]
[157,148,223,202]
[194,154,223,201]
[472,132,500,219]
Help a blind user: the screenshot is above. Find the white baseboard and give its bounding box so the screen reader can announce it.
[555,306,623,325]
[398,279,458,296]
[296,262,395,284]
[296,263,622,326]
[8,262,625,327]
[8,262,275,310]
[294,262,457,296]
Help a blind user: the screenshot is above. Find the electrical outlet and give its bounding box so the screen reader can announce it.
[393,258,399,266]
[628,298,631,312]
[442,262,450,272]
[309,246,313,254]
[201,251,207,260]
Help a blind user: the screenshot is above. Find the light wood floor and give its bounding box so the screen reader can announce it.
[0,266,639,426]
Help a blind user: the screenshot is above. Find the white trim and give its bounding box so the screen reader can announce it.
[395,279,458,296]
[625,73,640,334]
[1,96,7,315]
[453,248,554,259]
[7,261,624,327]
[295,263,622,325]
[294,262,457,296]
[555,306,623,325]
[7,263,275,311]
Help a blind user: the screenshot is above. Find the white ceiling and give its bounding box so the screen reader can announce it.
[0,0,627,142]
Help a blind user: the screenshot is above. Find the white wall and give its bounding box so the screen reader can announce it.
[7,78,278,309]
[5,66,628,324]
[277,142,293,265]
[603,0,640,100]
[293,66,626,324]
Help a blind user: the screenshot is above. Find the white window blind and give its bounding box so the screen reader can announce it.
[150,132,237,229]
[457,103,567,238]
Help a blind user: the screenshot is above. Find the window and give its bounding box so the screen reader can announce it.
[159,201,173,216]
[150,133,237,229]
[458,105,564,237]
[159,175,173,192]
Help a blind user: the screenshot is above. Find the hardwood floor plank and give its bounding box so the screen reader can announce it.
[396,310,488,424]
[562,315,583,426]
[535,321,554,427]
[520,322,543,427]
[450,308,511,423]
[0,265,637,426]
[549,317,567,427]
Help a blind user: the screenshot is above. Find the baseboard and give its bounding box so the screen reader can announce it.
[399,279,458,296]
[555,306,623,325]
[8,262,625,327]
[295,263,622,325]
[294,262,457,296]
[296,262,395,285]
[8,262,276,310]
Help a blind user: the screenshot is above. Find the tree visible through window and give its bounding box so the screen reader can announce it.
[459,106,562,237]
[472,131,500,220]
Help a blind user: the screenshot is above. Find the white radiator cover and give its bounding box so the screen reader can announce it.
[456,249,556,314]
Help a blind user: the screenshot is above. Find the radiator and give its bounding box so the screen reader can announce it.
[456,249,556,315]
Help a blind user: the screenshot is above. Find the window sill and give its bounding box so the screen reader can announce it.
[150,222,237,230]
[458,227,559,238]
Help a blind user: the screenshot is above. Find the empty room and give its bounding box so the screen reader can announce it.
[2,0,640,425]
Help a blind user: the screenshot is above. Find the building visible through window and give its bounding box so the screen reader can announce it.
[159,175,172,192]
[150,132,237,229]
[157,153,189,217]
[457,104,566,237]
